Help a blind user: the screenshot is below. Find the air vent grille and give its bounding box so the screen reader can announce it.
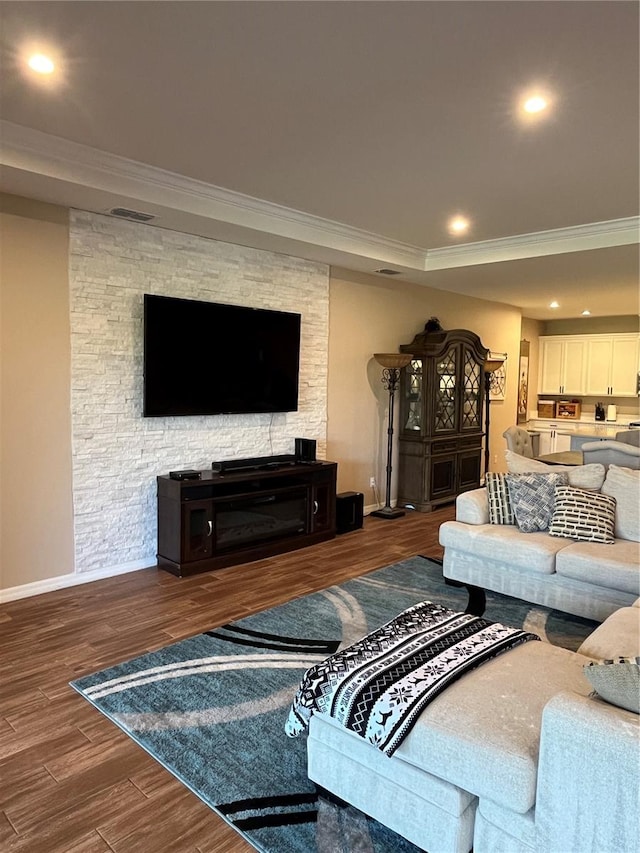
[109,207,156,222]
[374,268,401,275]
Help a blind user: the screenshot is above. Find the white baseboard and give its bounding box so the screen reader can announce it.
[0,558,157,603]
[2,502,405,602]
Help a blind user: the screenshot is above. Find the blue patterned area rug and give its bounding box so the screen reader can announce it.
[70,556,596,853]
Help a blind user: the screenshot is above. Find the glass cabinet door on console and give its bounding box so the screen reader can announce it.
[398,327,487,512]
[182,500,214,562]
[310,470,337,534]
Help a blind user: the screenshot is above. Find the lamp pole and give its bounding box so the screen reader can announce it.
[371,353,413,519]
[484,370,492,477]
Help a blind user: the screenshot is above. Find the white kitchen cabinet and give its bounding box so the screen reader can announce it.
[537,427,573,456]
[539,334,640,398]
[539,337,586,395]
[584,334,639,397]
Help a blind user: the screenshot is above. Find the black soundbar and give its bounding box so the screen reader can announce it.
[212,454,297,473]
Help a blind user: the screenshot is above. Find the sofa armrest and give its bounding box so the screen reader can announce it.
[456,488,489,525]
[535,691,640,853]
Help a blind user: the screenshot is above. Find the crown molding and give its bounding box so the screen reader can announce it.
[0,120,424,269]
[425,217,640,270]
[2,121,638,275]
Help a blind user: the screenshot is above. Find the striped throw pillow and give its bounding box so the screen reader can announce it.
[486,473,514,525]
[549,485,616,544]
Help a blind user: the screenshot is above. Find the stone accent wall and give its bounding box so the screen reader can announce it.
[69,210,329,574]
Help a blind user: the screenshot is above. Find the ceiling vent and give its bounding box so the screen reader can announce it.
[374,268,401,275]
[108,207,156,223]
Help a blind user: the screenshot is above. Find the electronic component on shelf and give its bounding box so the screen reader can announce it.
[169,469,201,480]
[212,454,297,473]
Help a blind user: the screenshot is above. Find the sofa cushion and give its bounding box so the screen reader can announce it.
[438,521,571,575]
[395,642,591,814]
[549,485,616,544]
[476,799,536,851]
[600,465,640,542]
[578,606,640,660]
[505,450,606,490]
[486,473,515,525]
[555,539,640,595]
[505,472,568,532]
[456,489,489,525]
[584,657,640,714]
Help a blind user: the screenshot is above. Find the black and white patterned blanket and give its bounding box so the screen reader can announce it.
[285,600,539,756]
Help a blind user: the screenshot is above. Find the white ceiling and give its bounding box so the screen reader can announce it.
[1,0,638,320]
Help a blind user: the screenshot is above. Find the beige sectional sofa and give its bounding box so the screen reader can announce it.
[439,460,640,622]
[305,462,640,852]
[307,599,640,853]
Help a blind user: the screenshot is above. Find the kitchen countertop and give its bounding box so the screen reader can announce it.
[526,418,639,438]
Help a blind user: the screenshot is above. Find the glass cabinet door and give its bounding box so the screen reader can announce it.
[434,347,457,432]
[404,358,423,431]
[181,500,213,562]
[461,347,482,430]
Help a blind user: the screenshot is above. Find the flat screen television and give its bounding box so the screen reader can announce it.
[143,294,301,417]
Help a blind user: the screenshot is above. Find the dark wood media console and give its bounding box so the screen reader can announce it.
[157,461,337,577]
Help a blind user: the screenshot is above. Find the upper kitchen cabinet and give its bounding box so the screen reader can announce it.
[539,334,640,398]
[584,335,639,396]
[538,337,587,395]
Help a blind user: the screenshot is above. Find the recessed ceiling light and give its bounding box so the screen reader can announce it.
[28,53,55,74]
[518,88,553,122]
[582,310,591,316]
[523,95,547,114]
[448,215,470,236]
[549,301,560,309]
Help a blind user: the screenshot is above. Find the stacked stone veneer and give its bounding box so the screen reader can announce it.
[69,210,329,574]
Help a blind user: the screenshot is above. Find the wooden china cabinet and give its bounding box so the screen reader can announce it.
[397,328,488,512]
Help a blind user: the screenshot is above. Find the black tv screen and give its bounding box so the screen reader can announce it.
[143,294,301,417]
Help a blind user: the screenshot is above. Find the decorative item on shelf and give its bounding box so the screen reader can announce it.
[484,353,507,476]
[538,399,557,419]
[424,317,443,333]
[372,352,414,519]
[487,351,507,401]
[557,401,581,419]
[517,340,530,424]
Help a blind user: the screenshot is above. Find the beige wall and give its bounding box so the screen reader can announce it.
[541,316,640,335]
[521,317,543,415]
[327,268,523,501]
[0,197,525,594]
[1,195,75,589]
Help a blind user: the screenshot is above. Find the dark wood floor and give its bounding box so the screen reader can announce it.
[0,505,454,852]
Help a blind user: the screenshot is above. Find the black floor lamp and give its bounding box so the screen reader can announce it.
[371,352,413,519]
[483,357,504,476]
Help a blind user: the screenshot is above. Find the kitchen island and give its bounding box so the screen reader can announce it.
[526,417,639,455]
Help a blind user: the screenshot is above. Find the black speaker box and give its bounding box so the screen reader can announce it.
[336,491,364,534]
[295,437,317,463]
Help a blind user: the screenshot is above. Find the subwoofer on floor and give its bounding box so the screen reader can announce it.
[336,491,364,534]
